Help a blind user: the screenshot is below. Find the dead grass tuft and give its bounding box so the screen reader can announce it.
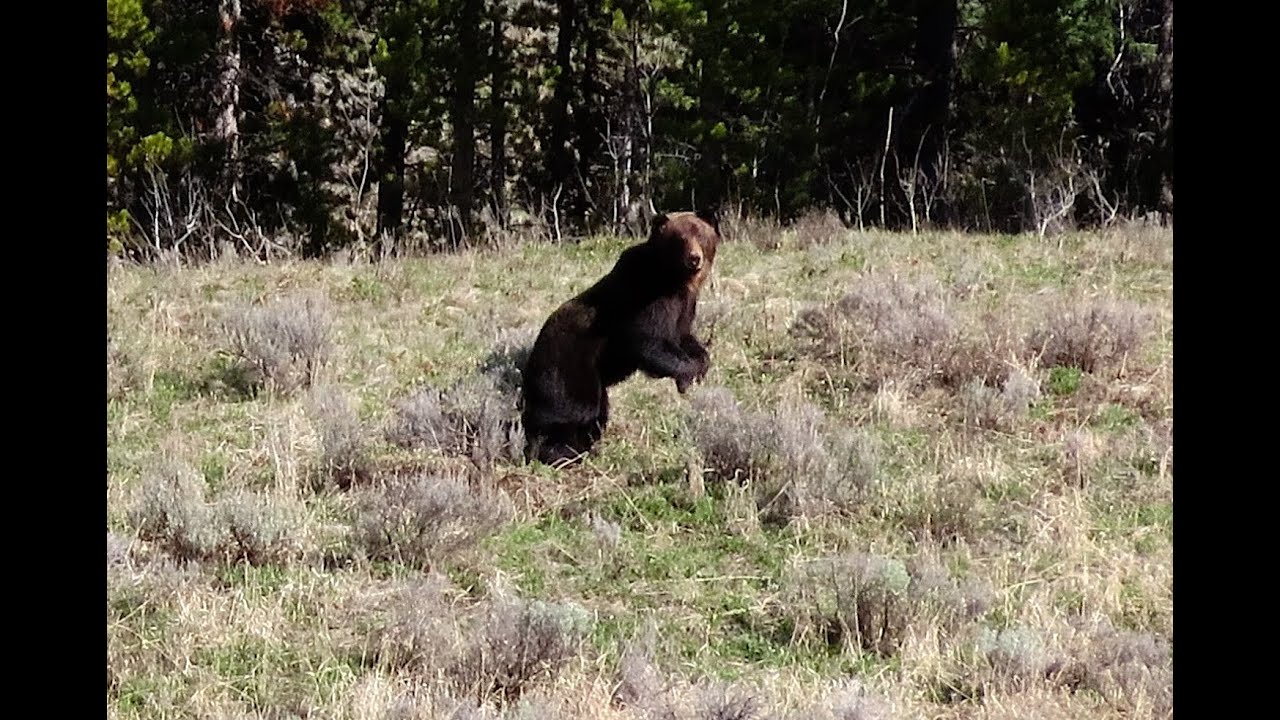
[722,214,783,250]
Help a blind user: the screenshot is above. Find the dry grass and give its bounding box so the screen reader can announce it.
[107,225,1171,719]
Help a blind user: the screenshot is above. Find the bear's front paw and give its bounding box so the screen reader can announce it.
[695,359,710,381]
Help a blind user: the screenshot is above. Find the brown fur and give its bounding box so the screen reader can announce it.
[521,208,722,466]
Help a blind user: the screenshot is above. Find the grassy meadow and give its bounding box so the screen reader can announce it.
[106,215,1173,719]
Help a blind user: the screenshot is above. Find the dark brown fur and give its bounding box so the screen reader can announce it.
[521,209,721,466]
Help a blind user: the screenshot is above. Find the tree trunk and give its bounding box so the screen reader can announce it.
[622,21,645,231]
[215,0,243,201]
[546,0,578,207]
[574,3,605,225]
[906,0,957,217]
[489,0,508,229]
[695,0,726,210]
[376,79,408,237]
[451,0,483,241]
[1157,0,1173,216]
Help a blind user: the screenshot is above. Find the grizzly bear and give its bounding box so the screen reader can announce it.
[521,209,721,466]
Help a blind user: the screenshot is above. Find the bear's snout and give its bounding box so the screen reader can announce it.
[685,254,703,271]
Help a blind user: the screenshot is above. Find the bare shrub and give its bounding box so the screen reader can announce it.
[451,597,591,703]
[687,387,880,520]
[223,291,333,394]
[612,620,673,717]
[1026,297,1148,375]
[217,491,308,565]
[793,272,1015,390]
[787,552,912,656]
[386,375,524,468]
[692,683,761,720]
[127,458,226,562]
[786,208,848,248]
[354,472,511,570]
[307,385,371,488]
[722,213,783,250]
[366,576,461,672]
[1077,626,1172,713]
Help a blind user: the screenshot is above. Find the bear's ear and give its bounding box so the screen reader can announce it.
[695,205,721,235]
[649,212,670,238]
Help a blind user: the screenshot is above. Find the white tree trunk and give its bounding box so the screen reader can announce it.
[216,0,242,201]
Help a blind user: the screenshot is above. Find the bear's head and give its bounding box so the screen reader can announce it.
[648,207,720,293]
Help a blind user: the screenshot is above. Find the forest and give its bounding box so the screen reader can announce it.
[106,0,1173,260]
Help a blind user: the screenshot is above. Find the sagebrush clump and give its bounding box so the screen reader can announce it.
[792,271,1016,390]
[354,472,511,569]
[366,580,590,705]
[1026,296,1148,375]
[451,597,591,702]
[128,457,225,562]
[687,387,880,520]
[307,385,371,488]
[128,457,310,565]
[386,374,524,469]
[223,291,332,393]
[786,551,991,657]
